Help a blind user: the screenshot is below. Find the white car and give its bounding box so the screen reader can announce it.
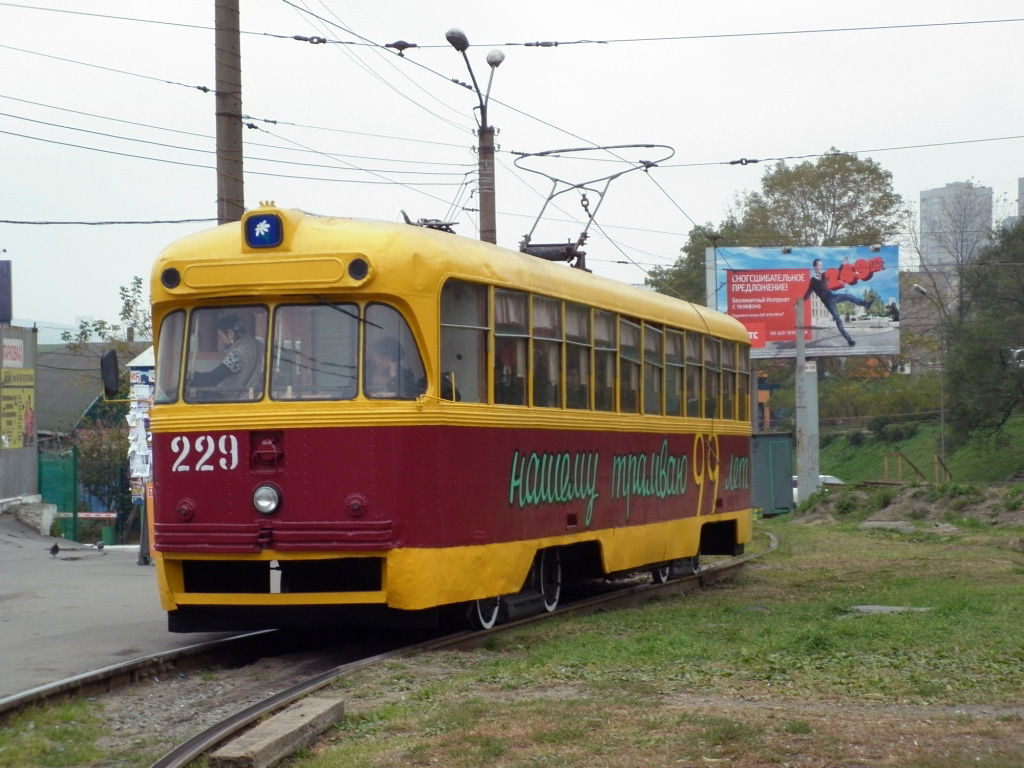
[792,475,844,503]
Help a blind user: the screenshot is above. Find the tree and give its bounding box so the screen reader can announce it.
[734,149,906,247]
[62,275,151,350]
[646,217,745,303]
[944,218,1024,444]
[75,427,130,513]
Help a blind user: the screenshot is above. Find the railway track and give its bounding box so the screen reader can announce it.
[2,532,776,768]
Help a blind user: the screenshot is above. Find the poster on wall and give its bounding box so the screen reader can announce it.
[706,245,901,360]
[1,341,34,449]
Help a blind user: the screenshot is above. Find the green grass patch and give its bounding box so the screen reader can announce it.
[290,519,1024,767]
[0,698,106,768]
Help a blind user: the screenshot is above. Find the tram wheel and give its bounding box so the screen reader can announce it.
[469,596,502,630]
[650,564,671,584]
[539,548,562,612]
[677,553,701,575]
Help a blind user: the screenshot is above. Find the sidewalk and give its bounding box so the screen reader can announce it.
[0,512,230,699]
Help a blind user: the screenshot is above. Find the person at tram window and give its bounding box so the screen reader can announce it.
[188,313,263,394]
[366,335,426,399]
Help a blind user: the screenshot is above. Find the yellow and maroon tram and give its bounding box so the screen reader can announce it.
[140,203,752,632]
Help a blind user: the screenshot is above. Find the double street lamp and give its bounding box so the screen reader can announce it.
[446,28,503,244]
[913,283,947,471]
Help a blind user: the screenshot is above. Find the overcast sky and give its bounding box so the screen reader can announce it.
[2,1,1021,336]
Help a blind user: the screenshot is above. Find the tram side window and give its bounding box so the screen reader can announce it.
[154,310,185,404]
[737,344,751,422]
[643,324,663,415]
[565,303,591,409]
[665,330,684,416]
[270,304,358,400]
[593,311,616,412]
[685,332,703,417]
[704,336,721,418]
[619,319,641,414]
[721,341,737,420]
[440,280,487,403]
[184,306,268,403]
[364,304,426,399]
[532,296,562,408]
[494,289,528,405]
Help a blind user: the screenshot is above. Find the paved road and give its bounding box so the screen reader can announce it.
[0,512,230,700]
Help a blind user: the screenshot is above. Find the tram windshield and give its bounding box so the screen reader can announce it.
[183,306,268,402]
[270,303,359,400]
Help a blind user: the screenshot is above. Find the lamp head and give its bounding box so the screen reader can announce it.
[913,283,928,296]
[446,28,469,52]
[486,49,505,68]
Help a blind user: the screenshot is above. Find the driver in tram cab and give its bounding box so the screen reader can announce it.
[188,313,263,394]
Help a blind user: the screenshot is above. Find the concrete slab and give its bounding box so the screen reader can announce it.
[209,696,346,768]
[0,511,232,699]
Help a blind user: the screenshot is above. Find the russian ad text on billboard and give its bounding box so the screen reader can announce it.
[706,246,900,360]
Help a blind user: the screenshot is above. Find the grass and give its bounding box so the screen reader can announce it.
[282,516,1024,768]
[0,699,105,768]
[820,414,1024,485]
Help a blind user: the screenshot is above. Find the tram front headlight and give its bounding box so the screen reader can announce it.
[252,484,282,515]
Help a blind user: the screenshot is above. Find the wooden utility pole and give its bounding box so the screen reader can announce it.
[215,0,244,223]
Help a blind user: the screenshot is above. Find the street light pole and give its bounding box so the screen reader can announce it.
[446,28,503,244]
[913,283,946,471]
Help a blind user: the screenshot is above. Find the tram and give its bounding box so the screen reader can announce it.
[125,203,753,632]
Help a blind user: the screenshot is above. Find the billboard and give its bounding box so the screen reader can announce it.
[706,245,900,360]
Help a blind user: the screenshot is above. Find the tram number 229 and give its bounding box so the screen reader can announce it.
[170,434,240,472]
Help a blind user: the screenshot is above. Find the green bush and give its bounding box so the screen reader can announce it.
[868,415,890,440]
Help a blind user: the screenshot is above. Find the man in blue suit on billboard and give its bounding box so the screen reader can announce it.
[798,258,874,347]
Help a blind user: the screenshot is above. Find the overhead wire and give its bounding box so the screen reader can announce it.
[0,4,1015,271]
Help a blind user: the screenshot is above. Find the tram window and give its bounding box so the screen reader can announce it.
[364,304,426,399]
[685,332,703,417]
[665,330,684,416]
[184,306,268,403]
[619,319,641,413]
[566,303,591,410]
[722,341,736,420]
[593,311,616,412]
[154,310,184,404]
[643,324,663,415]
[270,304,358,400]
[532,296,562,408]
[737,344,751,422]
[494,289,528,405]
[441,280,487,403]
[704,337,721,418]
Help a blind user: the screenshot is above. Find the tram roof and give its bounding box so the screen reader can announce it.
[152,207,748,344]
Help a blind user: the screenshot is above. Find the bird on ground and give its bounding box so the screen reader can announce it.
[49,542,59,557]
[96,541,104,551]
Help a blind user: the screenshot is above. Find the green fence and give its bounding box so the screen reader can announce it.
[38,448,78,539]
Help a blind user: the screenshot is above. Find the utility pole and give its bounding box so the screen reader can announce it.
[215,0,244,224]
[794,298,820,503]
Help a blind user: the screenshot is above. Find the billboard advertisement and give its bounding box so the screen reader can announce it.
[706,245,900,360]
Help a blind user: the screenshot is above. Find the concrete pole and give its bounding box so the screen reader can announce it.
[477,125,497,244]
[794,298,820,503]
[215,0,244,224]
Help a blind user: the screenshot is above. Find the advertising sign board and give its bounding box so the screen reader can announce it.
[706,245,900,360]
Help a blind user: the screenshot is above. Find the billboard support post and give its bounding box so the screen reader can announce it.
[794,298,820,503]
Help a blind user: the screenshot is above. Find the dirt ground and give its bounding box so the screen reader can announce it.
[794,482,1024,531]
